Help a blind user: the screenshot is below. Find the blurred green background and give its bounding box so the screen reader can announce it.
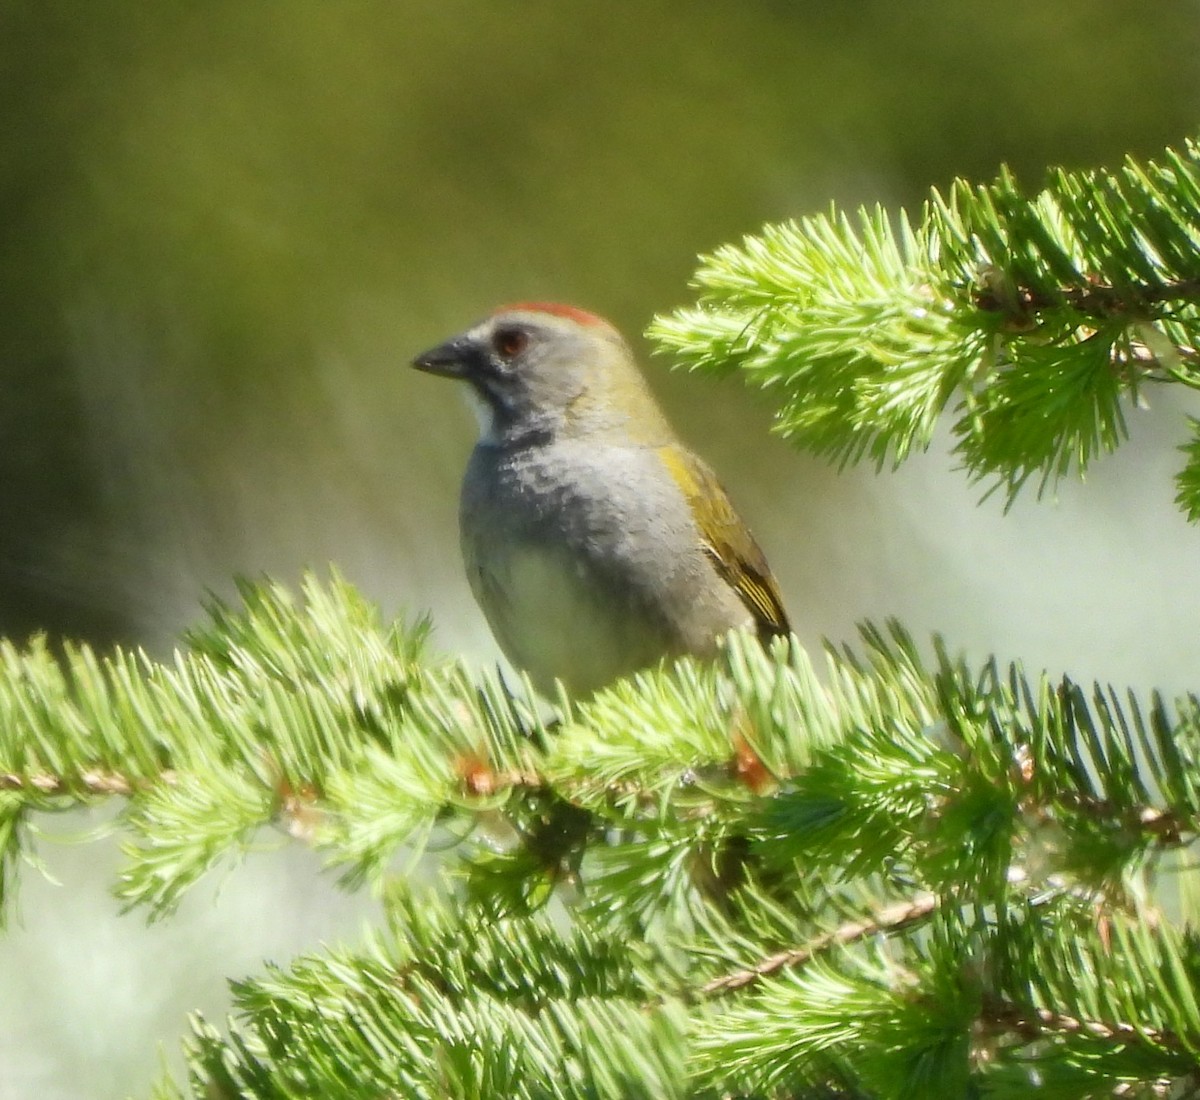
[2,3,1200,1095]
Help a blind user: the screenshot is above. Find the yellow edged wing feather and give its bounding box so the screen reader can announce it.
[656,445,791,639]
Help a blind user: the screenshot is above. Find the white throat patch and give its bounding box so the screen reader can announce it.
[461,385,499,444]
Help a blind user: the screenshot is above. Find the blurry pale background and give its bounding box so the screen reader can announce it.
[2,3,1200,1095]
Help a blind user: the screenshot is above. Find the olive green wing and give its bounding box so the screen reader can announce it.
[656,444,791,639]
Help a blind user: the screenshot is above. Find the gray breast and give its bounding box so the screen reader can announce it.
[458,441,751,695]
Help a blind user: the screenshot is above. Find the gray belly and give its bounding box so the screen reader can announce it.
[464,538,678,697]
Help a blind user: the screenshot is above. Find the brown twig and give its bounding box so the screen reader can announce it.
[1020,785,1193,850]
[0,769,176,796]
[973,277,1200,319]
[700,892,939,998]
[455,757,545,797]
[981,992,1183,1053]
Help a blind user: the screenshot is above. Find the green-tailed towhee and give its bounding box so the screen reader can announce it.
[412,302,789,697]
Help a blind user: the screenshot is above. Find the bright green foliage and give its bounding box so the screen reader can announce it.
[4,576,1200,1095]
[153,888,689,1100]
[651,137,1200,510]
[0,571,540,919]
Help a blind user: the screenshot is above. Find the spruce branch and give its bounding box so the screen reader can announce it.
[3,574,1200,1094]
[163,884,691,1099]
[651,134,1200,513]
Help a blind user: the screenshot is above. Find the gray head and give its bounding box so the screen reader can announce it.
[412,303,674,447]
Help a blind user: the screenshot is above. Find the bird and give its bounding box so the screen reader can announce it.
[412,302,789,697]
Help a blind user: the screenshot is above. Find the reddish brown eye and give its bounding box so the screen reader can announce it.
[493,327,528,359]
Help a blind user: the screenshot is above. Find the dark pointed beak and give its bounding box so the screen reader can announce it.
[412,336,474,379]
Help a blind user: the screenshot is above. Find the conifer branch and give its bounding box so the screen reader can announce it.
[0,566,1197,1093]
[651,134,1200,514]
